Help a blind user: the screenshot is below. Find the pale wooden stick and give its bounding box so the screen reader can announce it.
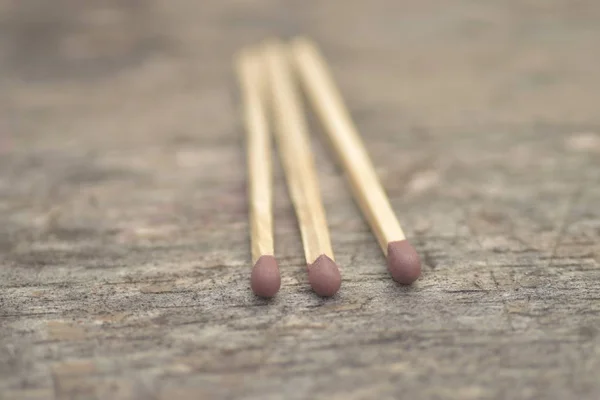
[290,37,421,284]
[291,38,405,252]
[235,49,281,298]
[263,41,333,264]
[235,50,274,263]
[263,40,341,297]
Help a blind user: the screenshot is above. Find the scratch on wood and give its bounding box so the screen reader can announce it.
[490,270,515,331]
[140,283,176,294]
[46,321,87,341]
[52,360,96,376]
[547,187,583,269]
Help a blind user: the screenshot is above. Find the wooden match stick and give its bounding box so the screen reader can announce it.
[263,41,341,297]
[290,37,421,284]
[235,49,281,297]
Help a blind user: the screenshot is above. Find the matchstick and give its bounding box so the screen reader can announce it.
[290,38,421,284]
[263,41,341,297]
[235,49,281,297]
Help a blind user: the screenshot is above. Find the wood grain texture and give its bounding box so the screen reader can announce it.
[1,1,600,399]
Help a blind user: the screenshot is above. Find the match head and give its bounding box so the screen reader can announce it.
[307,254,342,297]
[387,240,421,285]
[251,255,281,298]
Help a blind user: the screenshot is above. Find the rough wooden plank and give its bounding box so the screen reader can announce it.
[1,1,600,399]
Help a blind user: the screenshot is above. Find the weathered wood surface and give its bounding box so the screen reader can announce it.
[1,1,600,399]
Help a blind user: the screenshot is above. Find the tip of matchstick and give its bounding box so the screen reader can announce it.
[387,240,421,285]
[251,255,281,298]
[307,254,341,297]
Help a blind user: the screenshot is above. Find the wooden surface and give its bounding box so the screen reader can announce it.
[1,1,599,399]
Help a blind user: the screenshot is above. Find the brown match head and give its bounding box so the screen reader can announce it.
[251,255,281,298]
[307,254,342,297]
[387,240,421,285]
